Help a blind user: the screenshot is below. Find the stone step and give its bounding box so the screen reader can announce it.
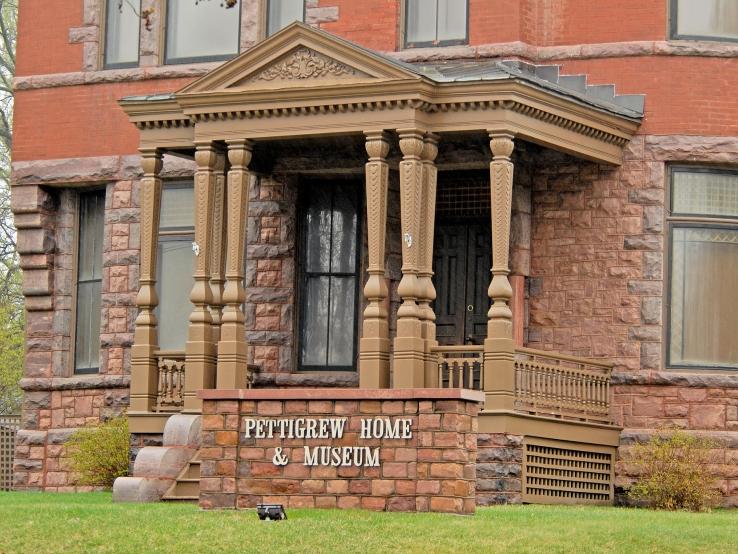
[183,460,200,480]
[161,495,199,502]
[166,478,200,497]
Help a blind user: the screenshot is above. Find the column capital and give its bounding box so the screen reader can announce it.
[139,148,163,175]
[421,132,440,163]
[488,132,515,159]
[194,142,220,167]
[397,128,425,159]
[364,131,390,160]
[226,139,254,168]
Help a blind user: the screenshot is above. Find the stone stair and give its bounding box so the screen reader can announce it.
[112,414,201,503]
[161,452,200,502]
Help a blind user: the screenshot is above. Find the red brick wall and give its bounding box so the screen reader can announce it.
[16,0,84,76]
[200,391,481,513]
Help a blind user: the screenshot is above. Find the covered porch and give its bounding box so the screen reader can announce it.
[121,24,641,502]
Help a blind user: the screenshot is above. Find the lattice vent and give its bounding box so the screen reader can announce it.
[522,438,614,505]
[436,171,490,218]
[0,415,19,491]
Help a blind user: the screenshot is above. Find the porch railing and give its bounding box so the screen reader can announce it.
[513,346,613,424]
[431,345,484,390]
[154,351,260,412]
[156,351,186,412]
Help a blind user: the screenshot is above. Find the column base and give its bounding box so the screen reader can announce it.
[393,336,426,388]
[359,337,391,388]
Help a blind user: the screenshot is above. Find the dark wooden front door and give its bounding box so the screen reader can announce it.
[432,222,491,346]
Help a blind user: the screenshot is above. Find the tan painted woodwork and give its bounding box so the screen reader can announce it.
[359,131,391,389]
[130,148,163,414]
[483,133,516,411]
[393,129,426,388]
[419,133,439,388]
[209,153,228,344]
[119,24,640,420]
[217,140,253,390]
[184,143,220,412]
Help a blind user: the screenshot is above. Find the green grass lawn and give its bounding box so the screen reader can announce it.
[0,492,736,554]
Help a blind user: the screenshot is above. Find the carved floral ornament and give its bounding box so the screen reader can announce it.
[250,48,360,82]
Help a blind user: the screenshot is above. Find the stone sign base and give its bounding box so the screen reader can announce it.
[199,389,484,514]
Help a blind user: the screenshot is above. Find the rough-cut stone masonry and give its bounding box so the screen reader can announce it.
[476,433,524,505]
[199,390,481,513]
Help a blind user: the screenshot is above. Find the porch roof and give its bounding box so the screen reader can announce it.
[120,23,643,164]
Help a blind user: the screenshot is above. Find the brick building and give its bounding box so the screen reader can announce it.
[10,0,738,505]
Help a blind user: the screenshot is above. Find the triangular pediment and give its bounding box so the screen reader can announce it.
[178,22,422,95]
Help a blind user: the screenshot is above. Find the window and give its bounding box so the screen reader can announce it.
[74,191,105,374]
[165,0,240,64]
[267,0,305,36]
[156,183,195,350]
[298,181,361,371]
[104,0,141,68]
[404,0,468,48]
[670,0,738,42]
[668,168,738,369]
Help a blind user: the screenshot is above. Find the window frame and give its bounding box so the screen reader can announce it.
[402,0,470,49]
[163,0,243,65]
[102,0,142,70]
[155,180,196,352]
[72,188,107,375]
[265,0,306,38]
[296,179,362,373]
[668,0,738,43]
[665,165,738,372]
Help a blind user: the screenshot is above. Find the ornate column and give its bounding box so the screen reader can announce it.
[359,131,391,389]
[130,148,163,413]
[209,152,227,344]
[393,129,426,388]
[184,142,219,412]
[418,133,439,387]
[217,140,253,390]
[483,133,516,411]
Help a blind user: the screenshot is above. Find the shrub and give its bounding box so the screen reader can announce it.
[67,415,130,488]
[627,430,721,512]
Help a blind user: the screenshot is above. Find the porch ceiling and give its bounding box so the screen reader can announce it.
[120,23,643,165]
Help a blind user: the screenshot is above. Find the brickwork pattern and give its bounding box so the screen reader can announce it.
[200,397,479,513]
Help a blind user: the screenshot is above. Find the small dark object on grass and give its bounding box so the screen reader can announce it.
[257,504,288,520]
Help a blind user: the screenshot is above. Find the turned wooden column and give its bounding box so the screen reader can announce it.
[184,142,220,412]
[217,140,253,390]
[130,148,163,413]
[393,129,426,388]
[483,133,516,411]
[359,131,391,389]
[209,152,227,345]
[418,133,439,387]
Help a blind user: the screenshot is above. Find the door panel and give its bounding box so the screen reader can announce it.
[432,222,491,346]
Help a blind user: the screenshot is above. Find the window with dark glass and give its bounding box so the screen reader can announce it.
[668,168,738,369]
[405,0,468,48]
[671,0,738,42]
[74,191,105,374]
[165,0,240,64]
[104,0,141,68]
[267,0,305,36]
[156,182,196,350]
[298,182,360,371]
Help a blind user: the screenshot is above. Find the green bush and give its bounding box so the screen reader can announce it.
[627,430,721,512]
[67,415,130,488]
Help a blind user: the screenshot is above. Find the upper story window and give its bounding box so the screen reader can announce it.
[104,0,141,68]
[267,0,305,36]
[670,0,738,42]
[404,0,468,48]
[74,190,106,374]
[165,0,241,64]
[668,167,738,370]
[156,182,195,351]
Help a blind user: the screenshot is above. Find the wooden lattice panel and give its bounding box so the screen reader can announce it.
[522,438,614,505]
[0,415,19,491]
